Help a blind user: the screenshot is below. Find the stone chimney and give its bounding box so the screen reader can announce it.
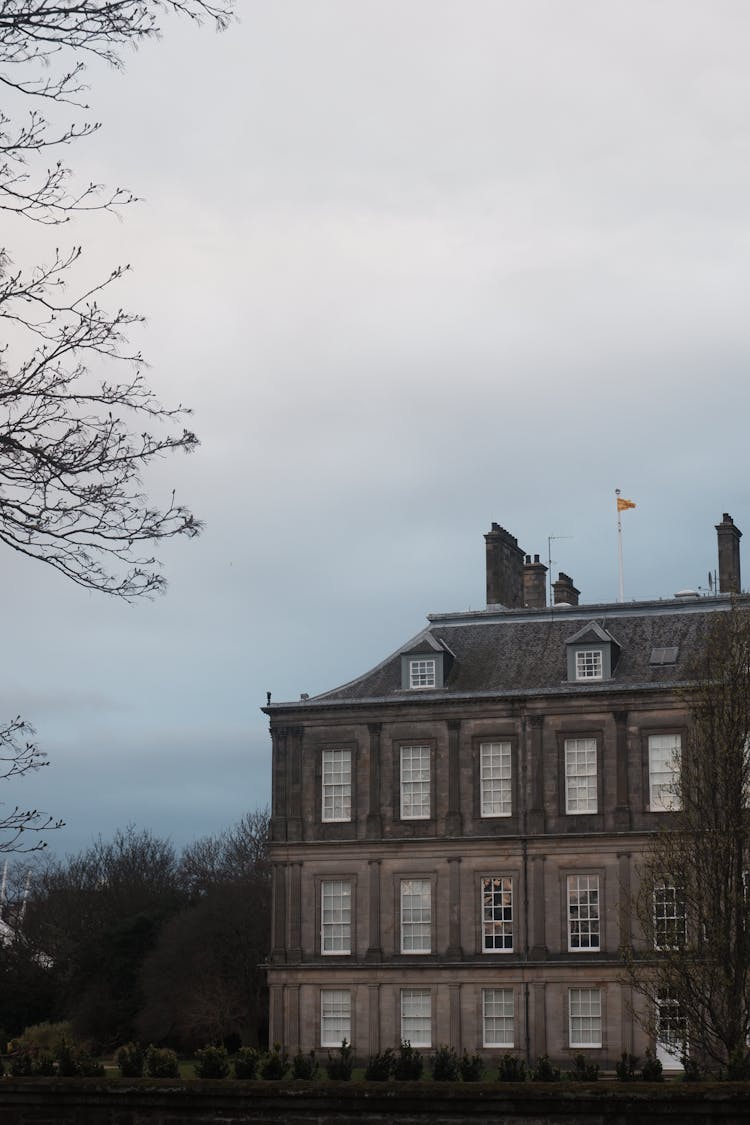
[485,523,524,607]
[716,512,742,594]
[553,572,580,606]
[523,554,547,608]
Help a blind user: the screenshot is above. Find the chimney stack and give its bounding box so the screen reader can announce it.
[523,554,547,608]
[485,523,524,607]
[553,572,580,606]
[716,513,742,594]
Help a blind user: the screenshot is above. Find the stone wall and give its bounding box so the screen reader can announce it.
[1,1080,750,1125]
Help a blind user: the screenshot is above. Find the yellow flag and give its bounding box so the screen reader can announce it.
[617,497,636,512]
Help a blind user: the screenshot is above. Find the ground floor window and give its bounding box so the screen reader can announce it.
[568,987,602,1047]
[320,988,351,1047]
[656,990,686,1066]
[482,988,514,1047]
[400,988,431,1047]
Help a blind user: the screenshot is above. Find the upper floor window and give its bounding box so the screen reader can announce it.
[568,874,600,951]
[320,989,351,1047]
[401,988,431,1047]
[480,741,512,817]
[653,883,685,950]
[321,879,352,955]
[400,745,430,819]
[409,658,436,689]
[321,748,352,822]
[482,876,513,952]
[564,738,597,814]
[482,988,514,1047]
[400,878,431,953]
[576,650,603,680]
[649,733,681,811]
[569,987,602,1047]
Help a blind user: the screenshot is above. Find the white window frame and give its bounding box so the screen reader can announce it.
[321,748,352,823]
[564,738,598,814]
[575,649,603,680]
[400,988,431,1047]
[400,745,431,819]
[653,883,685,951]
[569,987,602,1048]
[409,658,436,689]
[480,741,512,817]
[656,990,686,1065]
[400,878,431,953]
[481,876,513,953]
[320,988,351,1047]
[648,733,681,812]
[567,874,600,951]
[321,879,352,955]
[482,988,514,1047]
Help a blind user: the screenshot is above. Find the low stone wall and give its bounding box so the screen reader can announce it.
[1,1079,750,1124]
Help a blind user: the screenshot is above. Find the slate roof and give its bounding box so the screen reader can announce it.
[297,595,743,708]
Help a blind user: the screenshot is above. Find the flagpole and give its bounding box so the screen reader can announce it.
[616,489,624,603]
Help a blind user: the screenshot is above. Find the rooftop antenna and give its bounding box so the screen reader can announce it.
[547,534,572,608]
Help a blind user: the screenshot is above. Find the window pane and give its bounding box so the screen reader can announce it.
[320,989,351,1047]
[321,880,352,954]
[569,987,601,1047]
[653,883,685,950]
[482,876,513,952]
[480,742,512,817]
[575,650,602,679]
[656,990,686,1061]
[649,734,681,811]
[401,878,431,953]
[401,989,431,1047]
[409,659,436,688]
[565,738,597,814]
[400,746,431,819]
[568,874,600,951]
[322,748,352,822]
[483,988,514,1046]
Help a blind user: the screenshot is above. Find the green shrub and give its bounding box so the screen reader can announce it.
[292,1050,319,1080]
[193,1045,230,1079]
[430,1045,459,1081]
[145,1045,180,1079]
[259,1043,289,1080]
[393,1040,423,1081]
[615,1051,639,1081]
[17,1021,75,1058]
[116,1042,145,1078]
[640,1048,663,1082]
[681,1055,703,1082]
[9,1051,33,1077]
[531,1054,560,1082]
[233,1047,259,1079]
[566,1053,599,1081]
[727,1046,750,1080]
[459,1050,484,1082]
[496,1054,526,1082]
[325,1039,353,1080]
[57,1041,105,1077]
[364,1048,394,1081]
[32,1053,56,1076]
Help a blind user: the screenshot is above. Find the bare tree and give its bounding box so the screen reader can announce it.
[0,717,63,852]
[623,603,750,1075]
[0,0,234,850]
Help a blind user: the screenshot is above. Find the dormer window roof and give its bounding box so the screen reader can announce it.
[565,621,621,683]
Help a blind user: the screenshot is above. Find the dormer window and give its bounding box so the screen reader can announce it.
[575,650,603,681]
[565,622,620,684]
[400,636,455,690]
[409,658,436,689]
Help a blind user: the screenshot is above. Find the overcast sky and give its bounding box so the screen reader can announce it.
[6,1,750,859]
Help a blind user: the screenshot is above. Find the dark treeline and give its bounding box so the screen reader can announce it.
[0,810,270,1051]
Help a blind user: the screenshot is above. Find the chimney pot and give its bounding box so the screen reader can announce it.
[553,572,580,607]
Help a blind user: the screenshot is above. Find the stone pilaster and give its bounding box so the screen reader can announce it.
[614,711,631,829]
[446,720,462,835]
[530,854,547,959]
[527,716,545,834]
[366,723,383,837]
[366,859,382,960]
[271,862,287,963]
[446,856,463,959]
